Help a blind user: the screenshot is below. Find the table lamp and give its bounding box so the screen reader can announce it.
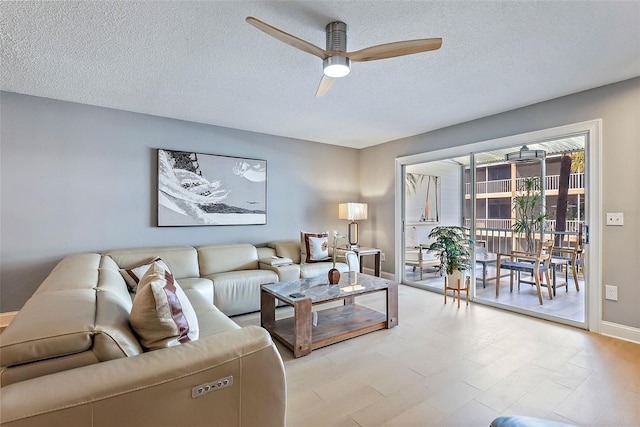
[338,202,368,248]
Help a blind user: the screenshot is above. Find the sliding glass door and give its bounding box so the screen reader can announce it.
[468,138,587,325]
[401,159,467,292]
[399,133,589,329]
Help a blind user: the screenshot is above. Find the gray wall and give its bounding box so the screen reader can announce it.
[0,92,360,311]
[359,77,640,329]
[3,79,639,328]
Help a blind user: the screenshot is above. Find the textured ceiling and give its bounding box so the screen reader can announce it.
[2,1,639,149]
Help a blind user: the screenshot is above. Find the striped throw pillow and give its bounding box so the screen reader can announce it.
[119,257,170,293]
[129,261,199,351]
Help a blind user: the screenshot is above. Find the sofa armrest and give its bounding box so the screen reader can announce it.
[259,256,294,267]
[1,326,286,427]
[260,262,300,282]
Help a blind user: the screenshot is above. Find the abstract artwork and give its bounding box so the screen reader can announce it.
[405,173,440,224]
[158,149,266,226]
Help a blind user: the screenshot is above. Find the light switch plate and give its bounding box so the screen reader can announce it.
[606,212,624,226]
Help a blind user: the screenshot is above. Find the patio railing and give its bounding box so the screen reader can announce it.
[470,226,579,255]
[469,218,513,230]
[545,219,583,233]
[464,219,584,233]
[465,173,584,195]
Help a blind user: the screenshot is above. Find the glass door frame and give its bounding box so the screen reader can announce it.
[395,120,602,333]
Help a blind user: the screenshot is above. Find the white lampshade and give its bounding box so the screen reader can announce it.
[338,203,368,221]
[339,202,367,246]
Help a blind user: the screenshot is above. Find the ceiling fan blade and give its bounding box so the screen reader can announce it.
[347,38,442,62]
[246,17,328,60]
[315,75,335,97]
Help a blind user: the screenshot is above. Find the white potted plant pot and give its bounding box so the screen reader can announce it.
[446,269,464,288]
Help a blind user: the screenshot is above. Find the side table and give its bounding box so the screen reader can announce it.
[342,247,381,277]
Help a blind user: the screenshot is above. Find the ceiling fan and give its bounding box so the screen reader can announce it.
[246,16,442,97]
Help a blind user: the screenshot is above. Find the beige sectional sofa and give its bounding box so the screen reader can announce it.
[259,239,351,282]
[0,240,353,426]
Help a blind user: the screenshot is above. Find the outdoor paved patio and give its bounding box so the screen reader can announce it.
[404,265,585,323]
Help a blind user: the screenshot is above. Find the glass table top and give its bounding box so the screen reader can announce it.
[262,272,394,305]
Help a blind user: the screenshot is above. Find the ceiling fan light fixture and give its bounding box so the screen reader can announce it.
[323,56,351,78]
[246,17,442,96]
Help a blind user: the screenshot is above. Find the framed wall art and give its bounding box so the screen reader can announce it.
[405,173,440,224]
[158,149,267,226]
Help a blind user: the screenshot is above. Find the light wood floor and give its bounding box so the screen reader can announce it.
[233,285,640,427]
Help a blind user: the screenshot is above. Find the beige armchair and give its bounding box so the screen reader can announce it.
[405,244,440,280]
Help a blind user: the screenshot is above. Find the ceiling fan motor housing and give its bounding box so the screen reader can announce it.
[326,21,347,51]
[323,21,351,77]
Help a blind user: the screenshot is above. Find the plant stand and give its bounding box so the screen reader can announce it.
[444,275,470,308]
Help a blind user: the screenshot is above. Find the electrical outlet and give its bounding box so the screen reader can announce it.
[606,212,624,226]
[605,285,618,301]
[380,252,386,262]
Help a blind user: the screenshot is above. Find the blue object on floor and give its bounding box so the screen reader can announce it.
[490,415,578,427]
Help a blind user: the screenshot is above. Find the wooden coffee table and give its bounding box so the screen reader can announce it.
[260,272,398,358]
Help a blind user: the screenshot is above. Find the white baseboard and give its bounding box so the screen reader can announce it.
[600,321,640,344]
[0,311,18,328]
[361,267,396,281]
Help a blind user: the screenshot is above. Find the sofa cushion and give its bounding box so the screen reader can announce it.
[204,270,278,316]
[256,246,276,259]
[269,240,301,264]
[197,244,260,275]
[130,262,199,351]
[179,277,215,305]
[118,256,171,293]
[300,261,349,278]
[0,253,144,386]
[33,253,102,295]
[0,289,96,368]
[182,288,241,337]
[0,350,99,387]
[104,246,199,279]
[93,288,144,360]
[300,231,329,263]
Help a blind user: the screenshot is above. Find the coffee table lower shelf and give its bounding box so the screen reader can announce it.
[264,304,387,356]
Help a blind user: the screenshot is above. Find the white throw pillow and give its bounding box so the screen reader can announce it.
[300,231,330,263]
[119,257,170,293]
[129,261,199,351]
[308,236,329,261]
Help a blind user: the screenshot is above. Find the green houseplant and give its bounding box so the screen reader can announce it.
[427,226,472,285]
[512,176,547,252]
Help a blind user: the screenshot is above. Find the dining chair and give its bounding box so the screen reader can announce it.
[551,227,585,292]
[496,239,554,305]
